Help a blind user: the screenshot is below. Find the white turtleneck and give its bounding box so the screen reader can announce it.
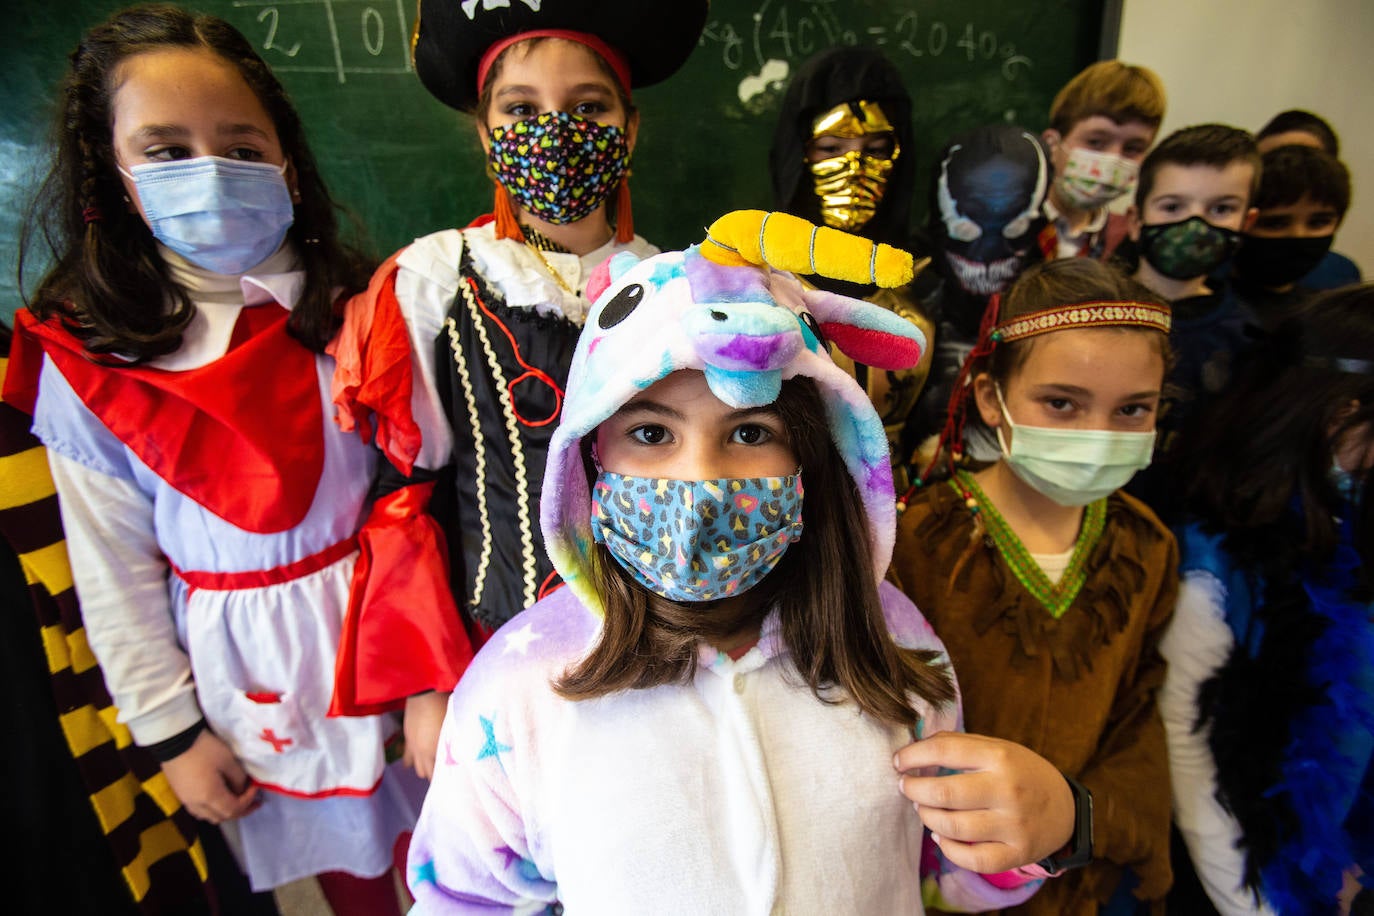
[152,242,304,371]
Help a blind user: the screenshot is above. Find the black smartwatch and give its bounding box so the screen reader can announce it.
[1036,773,1093,875]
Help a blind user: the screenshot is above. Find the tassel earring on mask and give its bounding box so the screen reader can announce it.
[493,182,525,242]
[614,174,634,244]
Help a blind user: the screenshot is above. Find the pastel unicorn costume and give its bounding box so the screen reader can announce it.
[406,212,1045,914]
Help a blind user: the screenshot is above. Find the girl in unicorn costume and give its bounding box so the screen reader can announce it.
[407,211,1079,914]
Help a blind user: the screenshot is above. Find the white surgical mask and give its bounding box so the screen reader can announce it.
[994,385,1154,506]
[121,156,294,275]
[1054,147,1138,210]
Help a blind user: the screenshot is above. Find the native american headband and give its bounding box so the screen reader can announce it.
[992,301,1172,343]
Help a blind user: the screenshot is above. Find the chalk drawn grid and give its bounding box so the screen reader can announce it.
[232,0,413,83]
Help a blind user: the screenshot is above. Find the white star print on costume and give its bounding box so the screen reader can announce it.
[503,623,542,655]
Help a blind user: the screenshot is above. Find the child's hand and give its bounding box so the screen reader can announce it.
[894,731,1075,874]
[403,691,451,780]
[161,729,261,824]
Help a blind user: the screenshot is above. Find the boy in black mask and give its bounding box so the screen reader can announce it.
[1232,145,1352,330]
[1122,124,1262,519]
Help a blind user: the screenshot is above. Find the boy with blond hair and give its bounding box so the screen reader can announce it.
[1041,60,1166,260]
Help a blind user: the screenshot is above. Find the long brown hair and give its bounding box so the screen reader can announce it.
[20,3,371,361]
[556,376,955,729]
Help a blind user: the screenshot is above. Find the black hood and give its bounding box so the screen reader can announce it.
[770,46,917,254]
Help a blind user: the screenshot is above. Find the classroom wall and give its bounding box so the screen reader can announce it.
[1117,0,1373,271]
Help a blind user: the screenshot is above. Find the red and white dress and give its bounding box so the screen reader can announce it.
[7,247,426,890]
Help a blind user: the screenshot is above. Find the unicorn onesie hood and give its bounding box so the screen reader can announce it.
[541,209,926,613]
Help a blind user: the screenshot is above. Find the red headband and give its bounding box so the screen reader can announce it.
[476,29,632,99]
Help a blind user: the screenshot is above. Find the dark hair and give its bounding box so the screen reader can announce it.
[1134,123,1261,209]
[557,376,956,729]
[475,36,635,125]
[20,3,371,361]
[1048,60,1166,136]
[1179,283,1374,572]
[1253,145,1351,216]
[1256,108,1339,156]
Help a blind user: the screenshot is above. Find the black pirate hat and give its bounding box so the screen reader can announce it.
[414,0,709,112]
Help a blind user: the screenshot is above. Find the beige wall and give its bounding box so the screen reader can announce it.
[1118,0,1373,272]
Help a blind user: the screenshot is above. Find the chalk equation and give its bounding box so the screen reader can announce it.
[231,0,413,83]
[701,0,1034,82]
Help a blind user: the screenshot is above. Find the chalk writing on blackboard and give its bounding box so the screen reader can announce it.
[701,0,1034,83]
[231,0,413,83]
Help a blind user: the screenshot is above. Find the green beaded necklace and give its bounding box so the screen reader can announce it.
[950,469,1106,618]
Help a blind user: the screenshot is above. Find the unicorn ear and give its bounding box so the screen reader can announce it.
[587,250,644,303]
[801,286,926,371]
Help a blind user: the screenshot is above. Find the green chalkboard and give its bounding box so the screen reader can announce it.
[1,0,1105,324]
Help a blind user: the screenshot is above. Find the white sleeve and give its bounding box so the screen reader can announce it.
[1159,571,1278,916]
[393,232,467,472]
[48,451,202,747]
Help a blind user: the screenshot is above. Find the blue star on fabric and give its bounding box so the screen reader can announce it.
[411,858,437,887]
[476,715,512,766]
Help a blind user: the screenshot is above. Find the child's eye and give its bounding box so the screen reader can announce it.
[505,102,537,118]
[628,424,670,445]
[1210,203,1237,217]
[225,147,265,162]
[1119,403,1155,419]
[863,136,896,159]
[145,145,192,161]
[731,424,774,446]
[810,140,843,158]
[1123,142,1149,159]
[1254,215,1292,232]
[571,101,609,117]
[1044,397,1075,412]
[1306,213,1338,232]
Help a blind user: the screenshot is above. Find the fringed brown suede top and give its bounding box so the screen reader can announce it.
[892,483,1179,916]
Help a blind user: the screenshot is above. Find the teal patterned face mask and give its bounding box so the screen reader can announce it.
[1138,215,1242,280]
[487,111,629,224]
[591,471,804,602]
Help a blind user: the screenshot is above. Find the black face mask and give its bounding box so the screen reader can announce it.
[1234,234,1334,289]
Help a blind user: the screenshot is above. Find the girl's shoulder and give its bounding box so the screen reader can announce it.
[1105,489,1176,560]
[894,480,975,558]
[457,586,602,700]
[393,227,469,292]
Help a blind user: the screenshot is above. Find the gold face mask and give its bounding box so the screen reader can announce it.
[807,100,901,232]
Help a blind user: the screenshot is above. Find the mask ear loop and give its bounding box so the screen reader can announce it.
[898,291,1005,512]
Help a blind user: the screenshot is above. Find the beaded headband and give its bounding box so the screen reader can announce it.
[992,300,1171,343]
[901,295,1170,506]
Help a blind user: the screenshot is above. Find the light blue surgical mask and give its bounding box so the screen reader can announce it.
[121,156,294,275]
[995,385,1155,507]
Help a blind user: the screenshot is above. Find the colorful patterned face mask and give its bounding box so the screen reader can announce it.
[591,471,804,602]
[1055,147,1138,210]
[486,111,630,224]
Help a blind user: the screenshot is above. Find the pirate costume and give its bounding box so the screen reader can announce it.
[330,1,707,711]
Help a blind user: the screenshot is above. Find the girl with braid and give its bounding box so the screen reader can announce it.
[6,6,428,912]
